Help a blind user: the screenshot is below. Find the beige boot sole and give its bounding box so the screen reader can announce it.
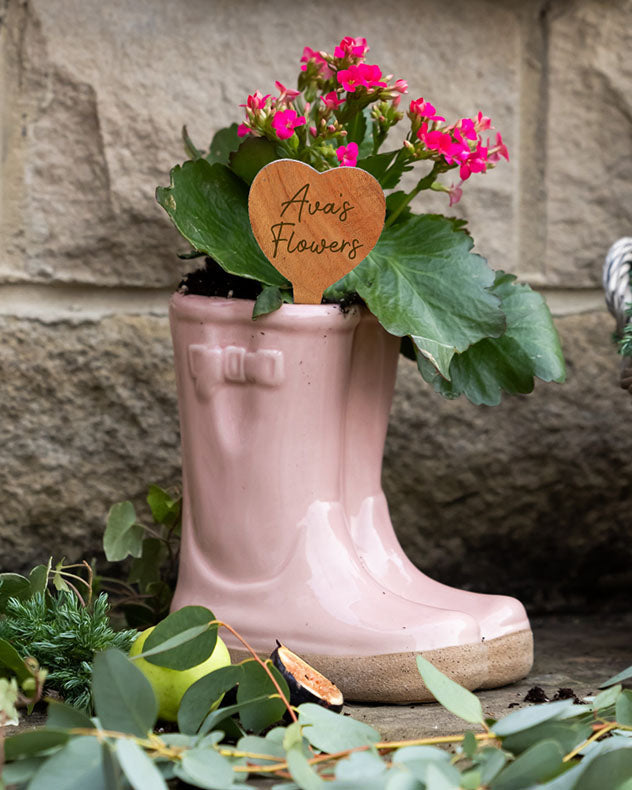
[229,640,487,704]
[479,628,533,690]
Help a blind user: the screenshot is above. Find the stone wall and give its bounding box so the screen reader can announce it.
[1,0,630,612]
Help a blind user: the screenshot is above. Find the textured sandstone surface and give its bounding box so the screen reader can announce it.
[1,0,631,612]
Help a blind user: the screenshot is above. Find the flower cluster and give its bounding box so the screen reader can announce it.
[234,36,508,206]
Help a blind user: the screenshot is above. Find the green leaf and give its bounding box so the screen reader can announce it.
[415,656,484,725]
[502,720,592,756]
[0,756,46,786]
[178,664,243,734]
[175,747,235,789]
[474,749,507,784]
[116,739,169,790]
[182,125,203,160]
[462,730,477,758]
[0,573,30,609]
[28,736,106,790]
[146,484,180,525]
[384,191,413,226]
[616,689,632,726]
[335,750,387,782]
[287,743,325,790]
[237,734,285,764]
[230,136,279,185]
[207,123,242,165]
[198,694,273,738]
[492,699,576,736]
[142,606,217,669]
[568,747,632,790]
[419,272,566,405]
[358,150,399,182]
[460,769,482,790]
[46,699,95,729]
[102,741,125,790]
[253,286,290,318]
[28,561,50,597]
[424,762,461,789]
[104,501,143,562]
[298,703,380,752]
[237,660,289,733]
[128,538,168,593]
[593,684,622,711]
[92,648,157,737]
[4,729,69,761]
[490,740,564,789]
[156,160,288,287]
[52,560,71,593]
[326,215,505,379]
[0,638,35,683]
[600,665,632,688]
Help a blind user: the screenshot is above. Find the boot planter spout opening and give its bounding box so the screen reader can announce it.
[169,293,530,703]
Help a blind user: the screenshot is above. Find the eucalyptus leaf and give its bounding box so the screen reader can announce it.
[198,695,274,739]
[142,605,217,669]
[116,739,169,790]
[460,769,482,790]
[92,648,157,737]
[0,756,46,785]
[236,734,285,763]
[326,214,504,379]
[176,747,236,789]
[616,689,632,726]
[178,664,243,734]
[415,656,484,725]
[27,736,107,790]
[102,741,125,790]
[157,160,288,287]
[334,749,387,782]
[286,743,325,790]
[386,773,424,790]
[475,748,508,784]
[600,665,632,688]
[3,728,69,761]
[46,699,94,729]
[104,501,143,562]
[298,702,380,752]
[593,684,623,711]
[392,746,451,765]
[462,730,477,758]
[424,762,461,789]
[490,739,564,789]
[501,720,592,756]
[237,660,289,733]
[492,699,576,736]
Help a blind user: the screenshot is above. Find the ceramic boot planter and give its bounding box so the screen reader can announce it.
[345,311,533,688]
[169,293,489,703]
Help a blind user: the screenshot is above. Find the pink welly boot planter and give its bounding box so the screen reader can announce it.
[169,293,488,702]
[345,312,534,688]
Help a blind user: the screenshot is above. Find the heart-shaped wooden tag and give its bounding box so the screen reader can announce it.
[248,159,385,304]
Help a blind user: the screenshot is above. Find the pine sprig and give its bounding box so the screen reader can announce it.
[0,592,137,711]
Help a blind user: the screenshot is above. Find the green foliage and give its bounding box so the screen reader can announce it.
[0,593,136,711]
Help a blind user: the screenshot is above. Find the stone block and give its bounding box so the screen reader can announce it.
[385,309,632,612]
[545,0,632,286]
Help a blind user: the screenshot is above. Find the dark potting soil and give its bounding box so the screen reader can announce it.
[178,256,364,312]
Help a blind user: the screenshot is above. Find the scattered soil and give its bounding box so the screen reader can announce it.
[552,687,586,705]
[524,686,549,703]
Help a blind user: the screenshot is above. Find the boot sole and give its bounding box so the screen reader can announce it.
[229,640,487,704]
[479,628,533,690]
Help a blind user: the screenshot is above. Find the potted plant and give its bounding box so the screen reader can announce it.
[157,36,565,702]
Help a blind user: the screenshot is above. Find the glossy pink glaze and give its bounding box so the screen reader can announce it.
[169,294,482,656]
[345,311,531,640]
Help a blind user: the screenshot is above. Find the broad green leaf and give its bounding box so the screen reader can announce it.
[104,501,143,562]
[385,773,424,790]
[179,664,243,734]
[492,699,576,736]
[616,689,632,726]
[253,285,291,318]
[230,136,279,184]
[28,736,106,790]
[146,484,180,525]
[298,702,380,752]
[419,272,565,405]
[156,160,288,287]
[490,740,564,789]
[286,743,325,790]
[0,573,30,608]
[46,699,94,729]
[460,769,482,790]
[392,746,451,764]
[600,665,632,688]
[0,756,46,785]
[424,762,461,789]
[182,125,203,160]
[208,123,242,165]
[4,728,69,761]
[142,606,217,669]
[176,747,235,789]
[28,561,50,596]
[237,660,289,733]
[283,721,304,751]
[462,730,477,758]
[102,741,125,790]
[326,214,504,379]
[475,748,507,784]
[393,746,459,786]
[116,739,169,790]
[502,720,592,756]
[415,656,484,725]
[384,191,413,226]
[237,734,285,763]
[593,683,622,711]
[0,638,34,683]
[335,750,388,782]
[358,150,399,182]
[52,559,71,592]
[92,648,157,737]
[569,747,632,790]
[128,538,168,592]
[197,694,273,738]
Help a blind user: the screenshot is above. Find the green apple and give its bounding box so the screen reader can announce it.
[129,626,231,722]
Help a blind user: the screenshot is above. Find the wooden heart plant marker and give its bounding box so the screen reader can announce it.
[248,159,386,304]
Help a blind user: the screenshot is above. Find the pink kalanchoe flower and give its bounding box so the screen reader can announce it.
[336,141,359,167]
[271,108,306,140]
[476,111,493,131]
[460,143,489,180]
[409,98,445,122]
[418,125,465,164]
[448,183,464,207]
[337,63,387,92]
[393,79,408,94]
[237,122,251,138]
[275,81,301,103]
[309,125,318,138]
[488,132,509,163]
[240,90,270,111]
[300,46,333,78]
[334,36,369,59]
[456,118,477,141]
[322,91,345,110]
